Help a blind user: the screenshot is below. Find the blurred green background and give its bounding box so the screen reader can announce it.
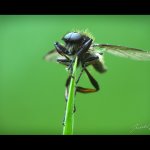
[0,15,150,135]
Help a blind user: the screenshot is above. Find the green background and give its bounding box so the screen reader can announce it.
[0,15,150,135]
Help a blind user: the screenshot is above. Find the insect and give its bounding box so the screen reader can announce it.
[44,31,150,111]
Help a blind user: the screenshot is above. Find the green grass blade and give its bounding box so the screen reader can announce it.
[63,57,78,135]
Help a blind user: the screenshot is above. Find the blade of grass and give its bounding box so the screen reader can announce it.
[63,57,78,135]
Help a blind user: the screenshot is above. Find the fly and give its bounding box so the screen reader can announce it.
[44,31,150,112]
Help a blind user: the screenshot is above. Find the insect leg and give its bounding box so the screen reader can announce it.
[54,42,70,60]
[77,39,93,57]
[76,54,99,85]
[67,39,93,71]
[65,75,76,112]
[76,67,84,85]
[65,75,71,101]
[83,53,107,73]
[57,58,71,66]
[83,55,99,66]
[63,75,76,125]
[62,76,70,126]
[76,68,99,93]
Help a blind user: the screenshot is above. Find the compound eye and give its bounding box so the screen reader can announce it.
[62,32,83,43]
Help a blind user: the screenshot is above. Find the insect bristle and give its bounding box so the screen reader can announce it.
[70,29,95,41]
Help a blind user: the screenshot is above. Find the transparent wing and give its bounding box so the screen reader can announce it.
[43,49,59,62]
[94,44,150,61]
